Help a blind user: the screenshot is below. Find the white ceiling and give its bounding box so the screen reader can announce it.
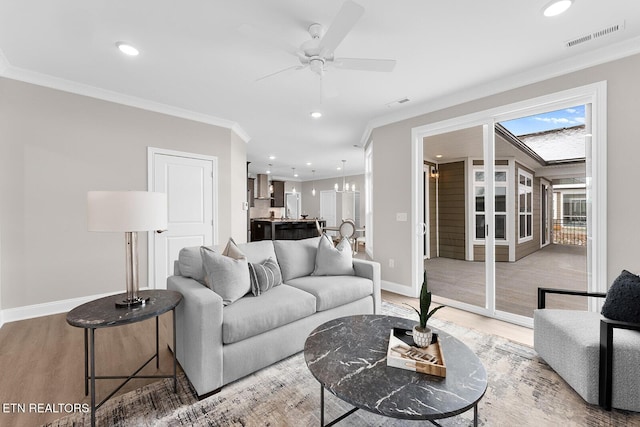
[1,0,639,181]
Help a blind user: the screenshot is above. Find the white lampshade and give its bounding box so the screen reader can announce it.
[88,191,167,232]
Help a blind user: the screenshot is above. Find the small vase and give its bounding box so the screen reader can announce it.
[412,325,432,348]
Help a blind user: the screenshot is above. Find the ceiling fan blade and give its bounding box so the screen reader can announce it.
[238,23,300,57]
[334,57,396,72]
[318,0,364,57]
[255,65,305,82]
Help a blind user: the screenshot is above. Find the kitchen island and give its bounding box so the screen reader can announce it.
[251,218,325,241]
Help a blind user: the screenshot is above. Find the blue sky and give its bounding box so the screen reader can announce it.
[500,105,585,136]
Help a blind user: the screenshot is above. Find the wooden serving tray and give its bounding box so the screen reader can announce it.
[386,328,447,378]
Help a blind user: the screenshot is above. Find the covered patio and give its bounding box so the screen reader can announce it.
[425,243,587,319]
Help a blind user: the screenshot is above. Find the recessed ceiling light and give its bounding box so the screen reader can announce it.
[269,155,276,160]
[306,162,312,166]
[542,0,573,17]
[310,111,322,119]
[116,41,139,56]
[436,154,443,158]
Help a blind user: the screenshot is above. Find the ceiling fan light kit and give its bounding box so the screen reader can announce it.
[254,0,396,82]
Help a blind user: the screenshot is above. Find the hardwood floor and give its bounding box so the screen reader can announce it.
[0,312,177,427]
[0,293,532,427]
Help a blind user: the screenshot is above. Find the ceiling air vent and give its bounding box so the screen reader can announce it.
[386,97,410,108]
[565,22,625,48]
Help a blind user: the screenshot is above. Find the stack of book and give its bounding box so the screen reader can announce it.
[386,327,446,377]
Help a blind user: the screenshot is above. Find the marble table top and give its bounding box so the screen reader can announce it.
[66,290,182,329]
[304,315,487,421]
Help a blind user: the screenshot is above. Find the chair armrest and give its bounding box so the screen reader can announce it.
[537,287,607,309]
[599,318,640,410]
[353,259,381,314]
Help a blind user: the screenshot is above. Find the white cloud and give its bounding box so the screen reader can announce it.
[575,117,585,124]
[565,108,577,114]
[534,117,570,124]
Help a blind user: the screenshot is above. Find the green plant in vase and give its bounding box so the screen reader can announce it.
[405,270,445,347]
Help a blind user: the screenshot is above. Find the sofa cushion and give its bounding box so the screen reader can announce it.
[222,285,316,344]
[178,246,208,284]
[285,275,373,312]
[312,234,354,276]
[248,257,282,296]
[273,237,321,282]
[601,269,640,323]
[236,240,278,265]
[200,240,251,306]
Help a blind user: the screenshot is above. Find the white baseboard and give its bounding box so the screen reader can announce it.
[381,280,419,298]
[0,287,150,328]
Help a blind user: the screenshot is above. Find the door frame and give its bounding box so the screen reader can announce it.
[411,82,607,326]
[147,147,218,289]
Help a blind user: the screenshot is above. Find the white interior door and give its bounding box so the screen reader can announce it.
[320,190,337,236]
[150,149,216,289]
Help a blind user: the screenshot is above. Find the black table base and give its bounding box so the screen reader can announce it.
[67,290,182,427]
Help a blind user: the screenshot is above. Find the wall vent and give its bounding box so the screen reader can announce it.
[565,22,625,48]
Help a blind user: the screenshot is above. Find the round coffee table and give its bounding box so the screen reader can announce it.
[304,315,487,426]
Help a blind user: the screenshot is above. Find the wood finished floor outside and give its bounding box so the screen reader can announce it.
[426,243,588,318]
[0,295,532,427]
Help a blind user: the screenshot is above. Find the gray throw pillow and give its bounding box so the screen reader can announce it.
[200,238,251,306]
[601,269,640,323]
[248,257,282,296]
[312,234,354,276]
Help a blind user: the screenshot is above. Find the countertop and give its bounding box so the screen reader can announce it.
[251,218,322,223]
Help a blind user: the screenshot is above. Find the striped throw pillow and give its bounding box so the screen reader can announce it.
[248,257,283,296]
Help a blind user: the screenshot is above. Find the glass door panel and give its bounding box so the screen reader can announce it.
[495,106,589,319]
[423,126,486,310]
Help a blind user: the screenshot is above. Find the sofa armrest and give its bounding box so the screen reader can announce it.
[353,259,381,314]
[167,275,224,397]
[599,318,640,410]
[537,287,607,309]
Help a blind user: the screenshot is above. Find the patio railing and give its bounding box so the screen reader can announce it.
[553,218,586,246]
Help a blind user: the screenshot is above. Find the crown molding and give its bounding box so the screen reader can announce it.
[0,62,252,139]
[231,123,251,143]
[363,34,640,140]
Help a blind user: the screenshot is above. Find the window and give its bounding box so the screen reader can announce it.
[518,169,533,242]
[474,168,508,240]
[562,193,586,226]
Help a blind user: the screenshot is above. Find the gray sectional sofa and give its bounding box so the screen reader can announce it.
[167,236,381,398]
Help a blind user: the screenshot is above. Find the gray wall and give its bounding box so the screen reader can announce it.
[301,174,365,226]
[0,78,246,310]
[371,53,640,290]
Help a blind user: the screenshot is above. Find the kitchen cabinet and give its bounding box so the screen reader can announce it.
[247,177,255,207]
[270,180,285,208]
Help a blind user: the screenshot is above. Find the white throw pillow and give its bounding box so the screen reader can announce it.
[200,238,251,305]
[312,234,354,276]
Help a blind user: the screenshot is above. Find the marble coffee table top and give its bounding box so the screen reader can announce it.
[304,315,487,421]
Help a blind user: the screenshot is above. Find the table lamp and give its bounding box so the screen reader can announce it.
[87,191,168,308]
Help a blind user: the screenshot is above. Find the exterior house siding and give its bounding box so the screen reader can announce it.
[437,161,466,260]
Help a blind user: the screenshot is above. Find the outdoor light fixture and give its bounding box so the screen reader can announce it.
[542,0,573,17]
[87,191,167,308]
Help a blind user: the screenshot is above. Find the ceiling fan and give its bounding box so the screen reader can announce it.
[245,0,396,81]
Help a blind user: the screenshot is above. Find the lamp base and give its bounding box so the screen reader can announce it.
[115,296,150,308]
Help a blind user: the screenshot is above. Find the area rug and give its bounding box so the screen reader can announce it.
[45,302,640,426]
